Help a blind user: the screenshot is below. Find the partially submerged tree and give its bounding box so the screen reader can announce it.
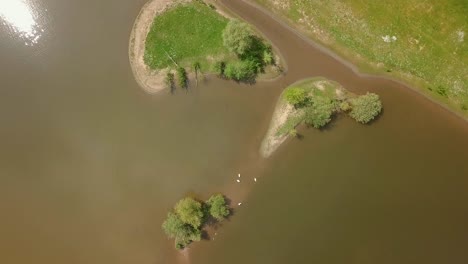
[222,20,253,56]
[174,197,204,228]
[207,194,230,221]
[349,93,382,124]
[284,87,308,108]
[162,212,201,249]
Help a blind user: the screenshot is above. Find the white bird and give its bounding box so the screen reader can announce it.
[238,202,242,206]
[254,178,257,182]
[236,179,240,183]
[238,173,241,178]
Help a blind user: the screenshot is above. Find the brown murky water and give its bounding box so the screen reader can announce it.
[1,0,467,263]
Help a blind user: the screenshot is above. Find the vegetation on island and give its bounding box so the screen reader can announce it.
[162,194,230,249]
[254,0,468,116]
[144,1,281,91]
[277,78,382,136]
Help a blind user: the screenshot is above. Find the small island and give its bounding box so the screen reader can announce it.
[260,77,383,157]
[162,194,230,249]
[129,0,283,94]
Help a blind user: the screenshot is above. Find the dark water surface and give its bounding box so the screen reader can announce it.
[1,0,467,263]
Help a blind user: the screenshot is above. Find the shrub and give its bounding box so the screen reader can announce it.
[174,197,204,228]
[263,49,274,65]
[305,97,335,128]
[284,87,308,108]
[289,129,298,137]
[207,194,230,221]
[224,60,257,81]
[177,67,188,89]
[436,85,448,97]
[349,93,383,124]
[339,101,351,112]
[222,20,253,56]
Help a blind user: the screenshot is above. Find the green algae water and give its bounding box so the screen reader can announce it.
[0,0,467,263]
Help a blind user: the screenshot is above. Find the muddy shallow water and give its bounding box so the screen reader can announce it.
[0,0,467,263]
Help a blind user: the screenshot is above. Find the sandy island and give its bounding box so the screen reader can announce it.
[129,0,190,94]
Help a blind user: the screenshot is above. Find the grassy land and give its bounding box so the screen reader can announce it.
[275,78,348,136]
[254,0,468,116]
[144,2,236,71]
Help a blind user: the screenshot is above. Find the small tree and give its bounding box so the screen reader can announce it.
[213,61,226,77]
[193,62,201,76]
[349,93,382,124]
[164,72,175,91]
[207,194,230,221]
[263,49,274,65]
[305,97,335,128]
[177,67,188,89]
[222,20,253,56]
[175,197,204,228]
[284,87,308,108]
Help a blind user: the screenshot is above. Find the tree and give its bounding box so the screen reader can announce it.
[177,67,188,89]
[305,97,335,128]
[349,93,382,124]
[207,194,230,220]
[222,20,253,56]
[284,87,308,108]
[162,212,201,249]
[224,59,258,81]
[174,197,204,228]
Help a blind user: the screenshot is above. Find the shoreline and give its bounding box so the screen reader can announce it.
[246,0,468,122]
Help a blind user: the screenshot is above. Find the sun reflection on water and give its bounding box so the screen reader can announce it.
[0,0,45,46]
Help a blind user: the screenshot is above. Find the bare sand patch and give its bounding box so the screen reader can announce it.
[260,101,294,157]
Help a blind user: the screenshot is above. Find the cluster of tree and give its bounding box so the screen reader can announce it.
[218,20,275,81]
[284,87,383,131]
[162,194,230,249]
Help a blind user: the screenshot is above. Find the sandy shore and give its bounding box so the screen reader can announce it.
[129,0,190,94]
[260,98,294,158]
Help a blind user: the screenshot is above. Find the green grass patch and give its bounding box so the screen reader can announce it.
[144,2,235,71]
[254,0,468,116]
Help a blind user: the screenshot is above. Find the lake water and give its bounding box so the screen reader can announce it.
[1,0,467,263]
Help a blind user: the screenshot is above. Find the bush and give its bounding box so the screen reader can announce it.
[207,194,230,220]
[222,20,253,56]
[349,93,383,124]
[339,101,351,112]
[284,87,308,108]
[289,129,298,137]
[174,197,204,228]
[305,97,335,128]
[224,60,258,81]
[177,67,188,89]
